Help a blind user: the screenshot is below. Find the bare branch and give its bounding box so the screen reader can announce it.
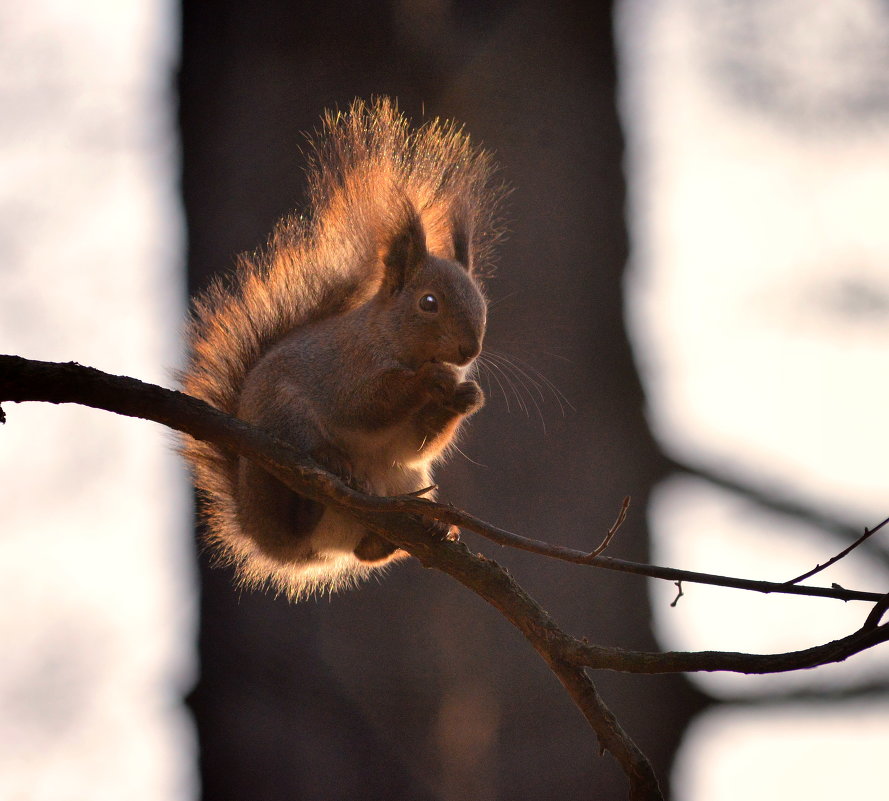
[335,492,885,604]
[3,356,878,605]
[0,354,664,797]
[2,354,885,640]
[5,354,889,800]
[717,680,889,707]
[545,661,663,801]
[670,581,684,608]
[784,516,889,586]
[863,593,889,631]
[374,499,885,604]
[566,619,889,675]
[586,494,631,558]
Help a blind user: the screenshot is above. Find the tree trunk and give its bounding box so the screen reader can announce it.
[178,1,708,798]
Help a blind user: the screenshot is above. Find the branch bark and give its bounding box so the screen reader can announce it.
[3,354,888,799]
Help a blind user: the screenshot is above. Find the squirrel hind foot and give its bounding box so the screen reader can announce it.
[352,521,459,564]
[353,531,403,563]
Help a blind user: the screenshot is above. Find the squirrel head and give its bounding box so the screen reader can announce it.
[374,204,487,370]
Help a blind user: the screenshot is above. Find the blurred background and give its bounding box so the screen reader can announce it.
[2,1,888,799]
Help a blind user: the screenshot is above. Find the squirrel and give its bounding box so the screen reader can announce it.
[181,98,505,600]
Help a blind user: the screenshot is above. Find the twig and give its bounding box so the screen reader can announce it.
[586,495,631,559]
[862,593,889,631]
[566,620,889,675]
[391,501,885,603]
[339,492,886,604]
[670,581,684,608]
[784,516,889,586]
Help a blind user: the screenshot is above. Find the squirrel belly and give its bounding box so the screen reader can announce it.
[181,98,504,600]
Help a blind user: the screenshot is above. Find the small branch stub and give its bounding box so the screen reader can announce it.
[670,581,684,608]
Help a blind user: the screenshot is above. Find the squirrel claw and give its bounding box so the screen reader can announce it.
[424,518,459,542]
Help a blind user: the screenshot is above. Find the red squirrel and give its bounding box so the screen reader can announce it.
[181,99,505,599]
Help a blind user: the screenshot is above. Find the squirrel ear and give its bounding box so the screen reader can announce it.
[382,205,427,292]
[450,208,473,272]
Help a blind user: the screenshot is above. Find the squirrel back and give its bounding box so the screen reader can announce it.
[182,98,504,599]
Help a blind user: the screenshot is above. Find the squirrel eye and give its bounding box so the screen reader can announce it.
[418,293,439,313]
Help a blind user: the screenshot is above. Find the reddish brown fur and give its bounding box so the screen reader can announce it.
[180,98,505,599]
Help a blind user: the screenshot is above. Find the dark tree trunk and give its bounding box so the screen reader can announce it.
[178,1,709,798]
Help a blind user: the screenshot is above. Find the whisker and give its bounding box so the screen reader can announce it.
[485,350,547,406]
[501,350,571,404]
[478,354,529,418]
[483,351,546,430]
[478,357,513,414]
[535,349,573,364]
[474,367,506,414]
[449,442,488,468]
[486,341,575,366]
[487,289,521,309]
[486,348,574,415]
[482,354,530,416]
[484,351,550,420]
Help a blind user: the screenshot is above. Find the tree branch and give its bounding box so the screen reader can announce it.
[565,618,889,674]
[784,516,889,586]
[0,355,665,797]
[2,356,880,603]
[3,354,888,800]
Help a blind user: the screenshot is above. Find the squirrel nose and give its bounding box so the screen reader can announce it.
[457,342,480,365]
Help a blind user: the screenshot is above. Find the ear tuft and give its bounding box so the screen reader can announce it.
[382,204,427,292]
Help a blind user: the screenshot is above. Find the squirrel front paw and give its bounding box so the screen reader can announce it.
[416,364,484,416]
[416,361,460,401]
[446,380,484,416]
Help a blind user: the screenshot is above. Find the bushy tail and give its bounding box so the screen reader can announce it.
[180,97,505,585]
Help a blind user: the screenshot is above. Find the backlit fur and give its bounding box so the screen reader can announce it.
[181,98,504,600]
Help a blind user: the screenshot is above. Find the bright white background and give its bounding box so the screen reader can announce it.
[618,0,889,798]
[0,2,195,800]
